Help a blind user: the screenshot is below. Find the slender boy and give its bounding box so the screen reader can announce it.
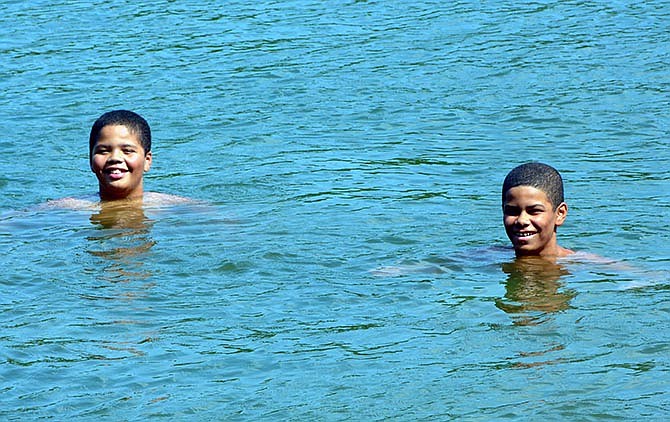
[502,162,574,257]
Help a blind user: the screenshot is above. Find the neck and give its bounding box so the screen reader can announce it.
[98,186,144,202]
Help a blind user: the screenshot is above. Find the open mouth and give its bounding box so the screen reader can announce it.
[514,231,537,238]
[104,168,127,179]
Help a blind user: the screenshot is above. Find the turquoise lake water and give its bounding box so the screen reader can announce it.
[1,0,670,419]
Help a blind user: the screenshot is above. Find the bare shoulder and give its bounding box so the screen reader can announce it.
[43,192,197,210]
[142,192,199,207]
[42,196,99,211]
[561,251,614,264]
[559,251,635,270]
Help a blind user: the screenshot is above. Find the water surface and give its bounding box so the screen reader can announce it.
[1,0,669,419]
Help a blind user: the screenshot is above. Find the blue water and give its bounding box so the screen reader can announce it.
[2,0,670,419]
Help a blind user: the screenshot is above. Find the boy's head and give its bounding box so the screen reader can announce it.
[502,162,564,210]
[89,110,153,201]
[502,162,569,257]
[89,110,151,159]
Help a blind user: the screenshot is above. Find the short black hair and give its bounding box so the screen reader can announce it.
[502,162,564,209]
[89,110,151,158]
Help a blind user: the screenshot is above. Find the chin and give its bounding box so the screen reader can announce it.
[513,246,541,256]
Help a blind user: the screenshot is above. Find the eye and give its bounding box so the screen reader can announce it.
[504,206,520,216]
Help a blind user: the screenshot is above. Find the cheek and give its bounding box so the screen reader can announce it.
[91,157,103,171]
[127,156,143,170]
[535,216,554,231]
[503,214,515,224]
[503,217,514,230]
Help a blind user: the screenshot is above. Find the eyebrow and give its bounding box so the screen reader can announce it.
[94,142,138,148]
[503,203,546,209]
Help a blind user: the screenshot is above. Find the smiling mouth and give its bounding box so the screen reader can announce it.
[104,168,128,180]
[514,231,537,238]
[105,168,126,174]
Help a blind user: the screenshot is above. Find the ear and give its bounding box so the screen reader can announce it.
[144,151,152,172]
[554,202,568,227]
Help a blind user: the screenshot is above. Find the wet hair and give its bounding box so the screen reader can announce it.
[502,162,564,209]
[89,110,151,158]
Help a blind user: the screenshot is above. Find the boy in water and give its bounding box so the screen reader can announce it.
[502,162,573,257]
[89,110,153,201]
[49,110,188,209]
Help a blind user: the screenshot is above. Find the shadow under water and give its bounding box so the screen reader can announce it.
[85,202,156,284]
[495,256,577,326]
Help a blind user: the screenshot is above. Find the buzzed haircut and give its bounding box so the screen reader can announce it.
[89,110,151,158]
[502,162,564,209]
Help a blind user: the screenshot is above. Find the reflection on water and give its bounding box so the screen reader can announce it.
[496,257,577,326]
[85,202,155,284]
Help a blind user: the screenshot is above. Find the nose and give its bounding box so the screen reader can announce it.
[516,211,530,226]
[107,148,123,163]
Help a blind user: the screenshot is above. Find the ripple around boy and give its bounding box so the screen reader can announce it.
[502,162,574,258]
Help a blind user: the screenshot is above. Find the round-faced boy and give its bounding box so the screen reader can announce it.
[89,110,152,201]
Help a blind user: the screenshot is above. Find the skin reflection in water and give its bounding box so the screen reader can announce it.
[86,202,155,283]
[495,257,576,326]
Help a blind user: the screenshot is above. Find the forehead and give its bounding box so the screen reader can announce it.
[95,124,142,145]
[504,185,552,206]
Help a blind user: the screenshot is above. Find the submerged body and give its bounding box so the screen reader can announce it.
[45,192,193,211]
